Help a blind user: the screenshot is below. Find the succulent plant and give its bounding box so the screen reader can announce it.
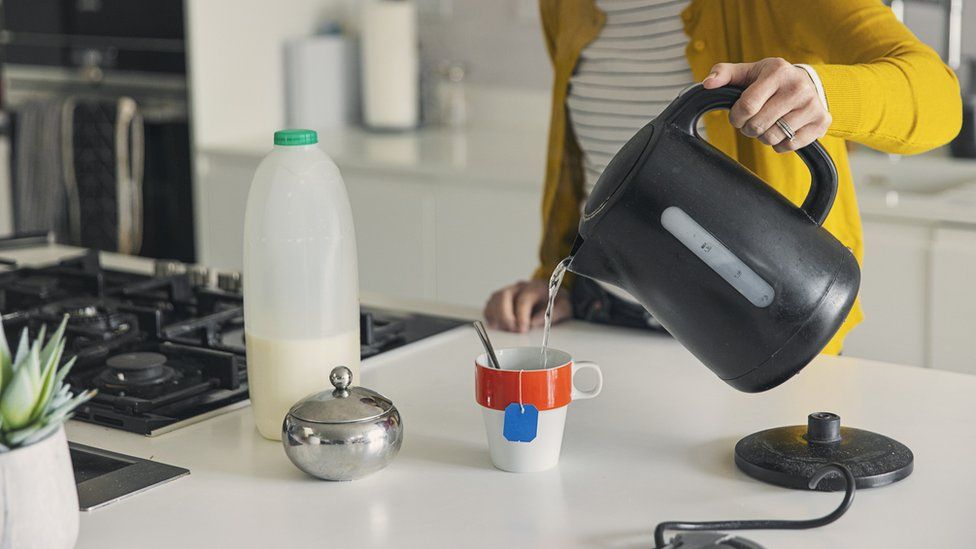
[0,315,93,451]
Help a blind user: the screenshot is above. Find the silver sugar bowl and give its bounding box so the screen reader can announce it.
[282,366,403,481]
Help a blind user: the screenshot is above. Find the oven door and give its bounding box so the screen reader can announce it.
[0,0,195,261]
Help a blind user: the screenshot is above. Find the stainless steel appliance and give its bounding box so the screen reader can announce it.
[69,442,188,511]
[0,0,195,261]
[0,242,467,436]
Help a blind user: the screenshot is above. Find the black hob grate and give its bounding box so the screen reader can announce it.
[0,248,467,435]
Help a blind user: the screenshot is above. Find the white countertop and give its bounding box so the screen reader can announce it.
[6,245,974,548]
[849,151,976,226]
[64,324,976,549]
[201,123,976,227]
[202,125,548,189]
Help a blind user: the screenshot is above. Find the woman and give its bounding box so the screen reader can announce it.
[484,0,961,354]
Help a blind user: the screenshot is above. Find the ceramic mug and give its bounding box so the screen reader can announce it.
[475,347,603,473]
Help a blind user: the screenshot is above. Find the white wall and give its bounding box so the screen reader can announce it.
[185,0,352,148]
[417,0,551,90]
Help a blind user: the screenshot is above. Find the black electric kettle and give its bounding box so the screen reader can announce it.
[568,84,860,392]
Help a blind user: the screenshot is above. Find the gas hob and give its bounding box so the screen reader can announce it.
[0,246,467,435]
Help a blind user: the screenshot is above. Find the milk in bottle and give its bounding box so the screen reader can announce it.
[243,129,360,440]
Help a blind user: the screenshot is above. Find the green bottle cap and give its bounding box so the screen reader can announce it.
[274,129,318,146]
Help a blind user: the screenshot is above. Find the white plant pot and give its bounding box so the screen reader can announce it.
[0,426,79,549]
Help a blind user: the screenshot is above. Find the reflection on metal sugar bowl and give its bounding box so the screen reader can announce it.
[282,366,403,481]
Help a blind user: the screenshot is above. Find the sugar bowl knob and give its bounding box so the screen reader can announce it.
[330,366,352,393]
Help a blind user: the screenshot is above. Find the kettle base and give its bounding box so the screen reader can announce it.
[733,412,913,491]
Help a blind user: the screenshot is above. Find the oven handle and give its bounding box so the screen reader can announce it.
[115,97,144,254]
[61,97,82,245]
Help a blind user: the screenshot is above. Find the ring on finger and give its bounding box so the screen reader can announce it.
[775,118,796,141]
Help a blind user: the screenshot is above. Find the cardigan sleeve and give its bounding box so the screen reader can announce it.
[531,0,591,284]
[807,0,962,154]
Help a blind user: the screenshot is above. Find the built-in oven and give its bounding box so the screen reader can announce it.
[0,0,195,262]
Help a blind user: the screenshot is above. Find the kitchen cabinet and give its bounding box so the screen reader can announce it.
[843,220,931,368]
[345,172,540,306]
[434,185,540,307]
[345,173,437,300]
[193,152,260,270]
[928,227,976,374]
[843,217,976,374]
[194,149,541,306]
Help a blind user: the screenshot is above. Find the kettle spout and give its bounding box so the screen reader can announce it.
[570,234,585,257]
[567,234,619,287]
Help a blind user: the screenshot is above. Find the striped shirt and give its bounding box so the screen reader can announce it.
[564,2,829,308]
[567,0,694,307]
[567,0,694,197]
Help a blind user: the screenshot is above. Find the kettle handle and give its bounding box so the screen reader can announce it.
[667,84,839,226]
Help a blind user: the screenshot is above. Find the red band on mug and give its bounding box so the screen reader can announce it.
[475,361,573,411]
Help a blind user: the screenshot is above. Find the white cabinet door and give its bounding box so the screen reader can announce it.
[345,171,436,300]
[195,149,543,308]
[196,154,437,300]
[843,220,930,367]
[194,152,261,270]
[929,227,976,374]
[434,185,541,308]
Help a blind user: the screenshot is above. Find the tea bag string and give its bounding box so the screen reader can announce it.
[518,369,525,413]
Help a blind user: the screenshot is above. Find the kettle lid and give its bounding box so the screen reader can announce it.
[581,123,655,228]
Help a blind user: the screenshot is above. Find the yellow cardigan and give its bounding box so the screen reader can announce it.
[534,0,961,354]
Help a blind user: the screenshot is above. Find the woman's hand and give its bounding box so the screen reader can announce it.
[484,280,572,333]
[702,57,830,153]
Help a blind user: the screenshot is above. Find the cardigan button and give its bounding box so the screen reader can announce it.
[692,39,706,52]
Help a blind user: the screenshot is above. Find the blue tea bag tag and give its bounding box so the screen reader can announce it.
[503,403,538,442]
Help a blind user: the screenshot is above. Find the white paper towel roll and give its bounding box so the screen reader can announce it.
[285,34,357,132]
[360,0,419,130]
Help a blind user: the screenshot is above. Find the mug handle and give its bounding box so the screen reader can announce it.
[571,360,603,400]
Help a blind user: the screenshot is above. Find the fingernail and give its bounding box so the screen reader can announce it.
[704,71,717,81]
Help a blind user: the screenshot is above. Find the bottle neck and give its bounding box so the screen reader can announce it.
[273,143,319,152]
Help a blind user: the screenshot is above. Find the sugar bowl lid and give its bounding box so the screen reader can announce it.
[288,366,395,424]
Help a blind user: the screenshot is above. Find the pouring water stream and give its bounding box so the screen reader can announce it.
[541,257,572,367]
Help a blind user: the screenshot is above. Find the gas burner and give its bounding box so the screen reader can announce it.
[0,254,108,310]
[93,352,181,397]
[66,303,100,319]
[160,307,419,359]
[69,341,247,432]
[1,249,467,435]
[161,307,245,352]
[361,311,406,358]
[43,298,132,332]
[16,275,59,291]
[2,274,67,309]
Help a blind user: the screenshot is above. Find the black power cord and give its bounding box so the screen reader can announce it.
[654,463,856,548]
